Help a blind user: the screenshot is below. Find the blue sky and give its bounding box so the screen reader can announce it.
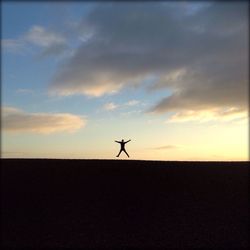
[1,1,248,160]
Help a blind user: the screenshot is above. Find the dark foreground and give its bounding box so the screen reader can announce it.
[1,159,249,248]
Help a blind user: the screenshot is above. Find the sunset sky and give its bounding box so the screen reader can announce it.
[2,1,248,160]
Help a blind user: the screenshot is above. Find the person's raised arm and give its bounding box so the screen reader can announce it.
[115,140,120,143]
[125,139,131,143]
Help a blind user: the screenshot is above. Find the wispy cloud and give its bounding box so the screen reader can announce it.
[152,145,179,150]
[2,25,68,56]
[103,100,140,112]
[2,106,86,134]
[25,25,65,47]
[16,88,34,95]
[165,108,247,123]
[126,100,140,106]
[25,25,67,56]
[1,39,26,53]
[120,110,142,117]
[103,102,118,111]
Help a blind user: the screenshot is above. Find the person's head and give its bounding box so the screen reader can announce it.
[122,139,124,142]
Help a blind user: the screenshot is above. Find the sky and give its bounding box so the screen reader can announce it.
[1,1,249,160]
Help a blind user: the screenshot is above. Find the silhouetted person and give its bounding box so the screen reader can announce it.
[115,139,131,158]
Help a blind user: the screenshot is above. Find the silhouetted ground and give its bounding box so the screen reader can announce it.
[1,159,249,248]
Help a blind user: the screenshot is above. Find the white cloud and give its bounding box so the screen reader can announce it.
[165,107,248,123]
[16,88,34,94]
[2,25,68,56]
[152,145,179,150]
[24,25,68,56]
[25,25,66,47]
[120,110,142,117]
[126,100,140,106]
[50,81,122,97]
[103,102,118,110]
[2,106,86,134]
[102,100,140,112]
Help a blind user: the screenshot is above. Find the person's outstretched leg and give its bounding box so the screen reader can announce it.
[124,149,129,158]
[116,149,122,157]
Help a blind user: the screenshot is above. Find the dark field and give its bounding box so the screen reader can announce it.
[1,159,249,248]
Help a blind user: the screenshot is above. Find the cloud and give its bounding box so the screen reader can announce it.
[152,145,179,150]
[2,106,86,134]
[25,25,65,47]
[49,2,186,96]
[2,25,67,56]
[103,102,118,110]
[126,100,140,106]
[16,88,34,94]
[121,110,142,117]
[48,2,248,122]
[103,100,140,112]
[1,39,26,53]
[25,25,68,56]
[165,107,248,123]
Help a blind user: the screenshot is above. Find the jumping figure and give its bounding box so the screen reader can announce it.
[115,139,131,158]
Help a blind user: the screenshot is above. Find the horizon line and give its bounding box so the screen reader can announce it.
[1,158,249,163]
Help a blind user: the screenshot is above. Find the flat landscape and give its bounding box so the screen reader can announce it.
[1,159,249,248]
